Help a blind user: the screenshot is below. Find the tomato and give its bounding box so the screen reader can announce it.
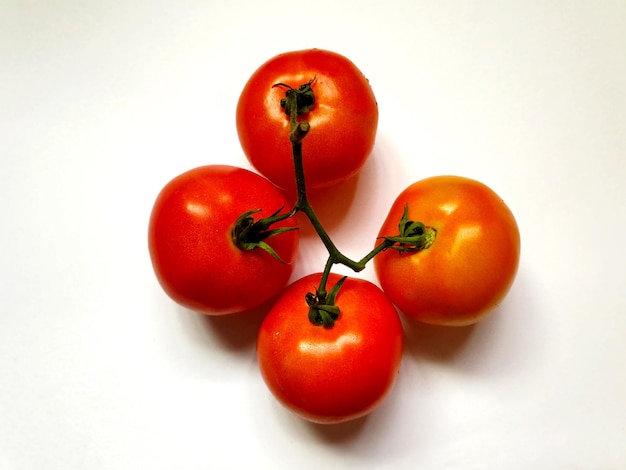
[236,48,378,193]
[374,176,520,326]
[257,273,404,424]
[148,165,299,315]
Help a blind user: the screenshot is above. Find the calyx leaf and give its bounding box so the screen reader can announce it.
[306,275,347,328]
[273,77,316,115]
[383,204,437,253]
[232,208,298,263]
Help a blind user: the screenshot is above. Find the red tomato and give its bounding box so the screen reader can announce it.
[148,165,298,315]
[374,176,521,326]
[236,48,378,193]
[257,273,404,424]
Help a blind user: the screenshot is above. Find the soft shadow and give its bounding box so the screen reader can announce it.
[194,300,273,352]
[402,317,477,362]
[304,414,369,444]
[294,173,361,238]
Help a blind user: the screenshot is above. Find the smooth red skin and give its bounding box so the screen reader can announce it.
[236,48,378,193]
[148,165,298,315]
[257,273,404,424]
[374,176,521,326]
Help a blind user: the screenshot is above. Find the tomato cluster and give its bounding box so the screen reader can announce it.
[148,49,521,425]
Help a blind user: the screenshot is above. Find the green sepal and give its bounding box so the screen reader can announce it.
[382,204,436,253]
[306,276,347,328]
[232,208,298,264]
[273,77,316,115]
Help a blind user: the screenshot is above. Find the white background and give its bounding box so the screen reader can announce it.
[1,1,625,469]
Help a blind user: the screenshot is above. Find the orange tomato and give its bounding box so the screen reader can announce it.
[374,175,521,326]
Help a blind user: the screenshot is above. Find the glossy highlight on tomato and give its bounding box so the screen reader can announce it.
[257,273,404,424]
[236,48,378,193]
[148,165,298,315]
[375,175,521,326]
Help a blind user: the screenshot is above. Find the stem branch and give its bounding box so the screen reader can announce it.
[236,78,432,327]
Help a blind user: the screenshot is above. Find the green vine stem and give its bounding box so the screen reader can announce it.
[233,78,435,327]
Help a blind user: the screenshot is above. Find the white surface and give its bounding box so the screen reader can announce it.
[1,1,625,469]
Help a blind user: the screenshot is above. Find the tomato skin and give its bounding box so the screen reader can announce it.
[374,176,521,326]
[148,165,298,315]
[236,49,378,193]
[257,273,404,424]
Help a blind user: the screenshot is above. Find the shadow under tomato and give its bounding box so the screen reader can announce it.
[402,316,477,362]
[194,300,273,352]
[292,172,361,238]
[304,414,369,444]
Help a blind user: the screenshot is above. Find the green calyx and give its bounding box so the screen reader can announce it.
[273,77,316,116]
[232,208,298,263]
[383,204,436,253]
[306,276,347,328]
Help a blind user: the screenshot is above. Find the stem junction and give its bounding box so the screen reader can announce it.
[232,77,434,327]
